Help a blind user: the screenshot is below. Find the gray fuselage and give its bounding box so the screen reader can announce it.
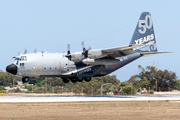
[10,52,141,80]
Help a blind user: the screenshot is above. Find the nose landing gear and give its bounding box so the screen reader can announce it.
[22,77,29,83]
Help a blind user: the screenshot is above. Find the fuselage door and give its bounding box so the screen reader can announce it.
[101,65,106,74]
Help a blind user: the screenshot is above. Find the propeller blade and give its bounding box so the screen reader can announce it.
[82,41,86,52]
[18,51,20,55]
[88,46,91,51]
[67,43,70,54]
[65,43,71,60]
[81,41,91,58]
[34,49,37,53]
[24,49,27,54]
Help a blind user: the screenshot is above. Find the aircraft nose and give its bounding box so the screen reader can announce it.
[6,64,17,75]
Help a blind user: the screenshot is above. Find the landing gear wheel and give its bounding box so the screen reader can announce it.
[71,79,77,83]
[62,78,70,83]
[77,77,83,82]
[84,77,91,82]
[22,77,29,83]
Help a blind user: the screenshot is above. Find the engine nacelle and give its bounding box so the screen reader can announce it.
[88,49,105,59]
[69,49,108,62]
[71,52,84,62]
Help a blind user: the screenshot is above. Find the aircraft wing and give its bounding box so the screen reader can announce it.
[102,44,145,53]
[101,44,145,58]
[140,51,172,57]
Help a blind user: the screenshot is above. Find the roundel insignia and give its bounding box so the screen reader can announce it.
[150,45,154,51]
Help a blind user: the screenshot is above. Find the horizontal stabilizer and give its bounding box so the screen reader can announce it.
[141,52,172,57]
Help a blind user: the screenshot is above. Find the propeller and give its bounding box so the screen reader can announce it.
[88,46,91,51]
[65,43,71,60]
[18,51,21,55]
[24,49,27,54]
[81,41,91,58]
[34,49,37,53]
[82,41,86,52]
[67,43,70,54]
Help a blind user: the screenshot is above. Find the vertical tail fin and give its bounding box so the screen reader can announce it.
[130,12,157,53]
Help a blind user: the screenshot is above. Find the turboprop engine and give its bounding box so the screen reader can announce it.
[65,42,108,62]
[88,49,107,59]
[70,52,84,62]
[65,44,86,62]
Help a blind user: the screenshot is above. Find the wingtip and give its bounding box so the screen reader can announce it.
[161,51,173,53]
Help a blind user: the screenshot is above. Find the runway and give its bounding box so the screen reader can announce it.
[1,95,180,102]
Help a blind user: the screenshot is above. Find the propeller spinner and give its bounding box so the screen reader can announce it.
[81,41,91,58]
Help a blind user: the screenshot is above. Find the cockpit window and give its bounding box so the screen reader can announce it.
[21,56,27,61]
[15,58,21,61]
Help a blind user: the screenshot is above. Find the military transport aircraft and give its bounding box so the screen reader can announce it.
[6,12,170,83]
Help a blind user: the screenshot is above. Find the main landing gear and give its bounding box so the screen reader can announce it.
[62,78,70,83]
[62,77,92,83]
[84,77,91,82]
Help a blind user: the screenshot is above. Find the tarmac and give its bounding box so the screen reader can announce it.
[0,95,180,102]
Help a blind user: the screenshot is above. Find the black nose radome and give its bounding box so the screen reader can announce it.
[6,64,17,75]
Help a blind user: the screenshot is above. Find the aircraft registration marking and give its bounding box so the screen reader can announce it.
[120,56,128,62]
[77,68,91,75]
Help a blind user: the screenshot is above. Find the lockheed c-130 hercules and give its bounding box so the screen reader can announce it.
[6,12,170,83]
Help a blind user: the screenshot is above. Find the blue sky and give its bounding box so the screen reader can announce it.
[0,1,179,81]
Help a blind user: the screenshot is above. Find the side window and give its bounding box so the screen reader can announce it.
[24,56,27,61]
[16,61,19,65]
[20,63,24,67]
[20,63,25,69]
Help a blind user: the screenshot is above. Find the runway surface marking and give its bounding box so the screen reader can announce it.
[0,95,180,102]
